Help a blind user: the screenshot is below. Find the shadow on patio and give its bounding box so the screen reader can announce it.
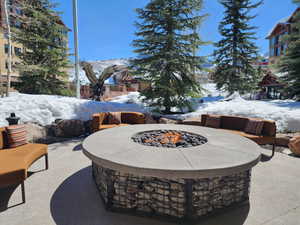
[0,171,45,212]
[50,166,250,225]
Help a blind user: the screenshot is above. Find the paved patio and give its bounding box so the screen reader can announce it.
[0,139,300,225]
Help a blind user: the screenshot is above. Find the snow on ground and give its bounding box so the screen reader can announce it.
[0,92,146,127]
[1,83,300,133]
[202,83,227,97]
[109,92,142,104]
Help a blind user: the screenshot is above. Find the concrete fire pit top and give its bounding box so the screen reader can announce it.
[83,124,261,179]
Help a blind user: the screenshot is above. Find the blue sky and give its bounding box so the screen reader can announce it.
[55,0,297,61]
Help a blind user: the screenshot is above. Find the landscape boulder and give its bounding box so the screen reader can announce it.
[25,123,47,143]
[288,136,300,156]
[53,119,86,138]
[275,134,292,147]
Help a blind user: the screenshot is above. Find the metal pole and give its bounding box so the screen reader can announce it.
[72,0,80,98]
[4,0,12,97]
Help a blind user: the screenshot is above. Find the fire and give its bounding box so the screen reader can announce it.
[145,131,182,145]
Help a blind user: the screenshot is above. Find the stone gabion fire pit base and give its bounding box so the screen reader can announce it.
[92,163,251,220]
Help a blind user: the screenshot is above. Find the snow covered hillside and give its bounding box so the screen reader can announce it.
[69,58,129,84]
[1,83,300,133]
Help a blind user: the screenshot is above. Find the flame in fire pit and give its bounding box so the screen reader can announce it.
[132,130,208,148]
[145,131,182,145]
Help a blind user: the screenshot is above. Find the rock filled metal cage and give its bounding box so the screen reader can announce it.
[92,163,251,220]
[83,124,261,221]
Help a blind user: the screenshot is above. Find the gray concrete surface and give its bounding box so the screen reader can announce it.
[83,125,261,178]
[0,138,300,225]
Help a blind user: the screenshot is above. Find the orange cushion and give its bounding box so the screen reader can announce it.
[6,125,27,148]
[0,143,47,188]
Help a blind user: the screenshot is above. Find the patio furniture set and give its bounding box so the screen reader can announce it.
[1,111,299,221]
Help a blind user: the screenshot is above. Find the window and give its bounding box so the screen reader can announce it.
[275,47,279,56]
[15,20,22,28]
[275,36,279,45]
[280,45,286,56]
[14,47,22,56]
[270,47,274,57]
[9,19,15,27]
[15,8,23,16]
[270,37,274,47]
[4,44,14,55]
[4,44,9,54]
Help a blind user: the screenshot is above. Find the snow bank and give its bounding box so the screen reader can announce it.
[1,83,300,133]
[202,83,227,97]
[109,92,142,104]
[0,93,145,127]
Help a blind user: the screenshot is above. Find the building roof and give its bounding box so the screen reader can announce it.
[258,71,284,87]
[266,7,299,39]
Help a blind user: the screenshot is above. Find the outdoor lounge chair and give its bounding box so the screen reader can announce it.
[0,127,48,204]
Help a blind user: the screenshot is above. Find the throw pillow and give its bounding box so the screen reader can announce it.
[108,112,121,124]
[205,115,221,128]
[6,125,28,148]
[245,119,264,135]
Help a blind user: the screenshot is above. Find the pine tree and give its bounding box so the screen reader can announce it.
[131,0,206,114]
[278,0,300,99]
[13,0,70,95]
[213,0,262,95]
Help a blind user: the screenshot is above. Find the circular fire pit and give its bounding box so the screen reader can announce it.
[83,124,261,221]
[132,130,208,148]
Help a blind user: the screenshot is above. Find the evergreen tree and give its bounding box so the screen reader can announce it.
[131,0,206,113]
[213,0,262,94]
[278,0,300,99]
[13,0,70,95]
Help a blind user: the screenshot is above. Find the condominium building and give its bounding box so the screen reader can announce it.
[266,7,300,65]
[0,0,69,91]
[0,0,24,89]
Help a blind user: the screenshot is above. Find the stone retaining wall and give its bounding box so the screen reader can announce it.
[92,163,251,220]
